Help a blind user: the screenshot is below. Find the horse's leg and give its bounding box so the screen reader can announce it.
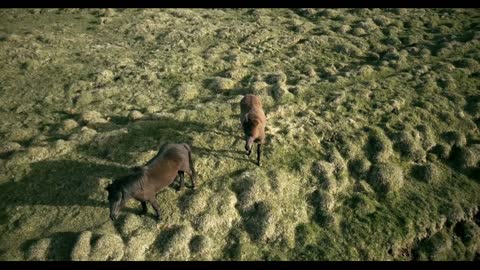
[178,171,185,191]
[184,169,196,190]
[191,170,196,190]
[246,140,252,156]
[149,199,161,221]
[187,147,197,190]
[190,166,197,190]
[257,143,262,166]
[141,201,148,215]
[174,174,180,185]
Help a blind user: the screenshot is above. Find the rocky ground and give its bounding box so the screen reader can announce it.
[0,8,479,261]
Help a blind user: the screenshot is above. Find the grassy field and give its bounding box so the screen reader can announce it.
[0,8,479,261]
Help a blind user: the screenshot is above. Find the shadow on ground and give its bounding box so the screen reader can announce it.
[0,160,130,209]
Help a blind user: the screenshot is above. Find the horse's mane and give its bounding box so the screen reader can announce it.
[112,169,146,191]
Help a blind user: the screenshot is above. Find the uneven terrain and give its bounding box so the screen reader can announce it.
[0,8,480,261]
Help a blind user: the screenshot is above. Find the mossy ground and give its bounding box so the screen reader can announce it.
[0,8,479,261]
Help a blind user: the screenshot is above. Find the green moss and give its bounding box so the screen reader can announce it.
[59,119,80,134]
[415,230,454,261]
[195,191,239,234]
[158,225,193,260]
[207,77,236,93]
[368,162,404,196]
[7,127,38,142]
[453,221,480,248]
[172,83,199,101]
[189,235,213,260]
[450,145,480,170]
[124,228,157,261]
[70,231,92,261]
[81,111,107,124]
[89,233,124,261]
[68,127,97,144]
[416,124,436,151]
[26,238,51,261]
[348,158,372,179]
[95,70,115,86]
[128,110,143,121]
[392,131,426,162]
[430,143,451,160]
[264,72,287,84]
[119,213,142,236]
[294,223,319,247]
[244,201,277,242]
[326,146,347,176]
[178,188,211,216]
[311,161,336,194]
[0,8,479,261]
[224,228,262,260]
[366,127,394,163]
[411,163,441,184]
[312,190,335,213]
[349,193,378,216]
[231,168,308,248]
[441,131,467,147]
[0,142,22,154]
[271,82,295,102]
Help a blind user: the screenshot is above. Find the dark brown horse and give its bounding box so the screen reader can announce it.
[106,143,196,221]
[240,94,266,166]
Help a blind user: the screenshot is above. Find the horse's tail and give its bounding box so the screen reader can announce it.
[132,166,147,172]
[183,143,194,171]
[242,112,249,125]
[182,143,191,152]
[184,143,196,187]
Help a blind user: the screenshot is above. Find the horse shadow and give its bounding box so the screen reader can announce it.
[192,145,252,164]
[78,116,213,163]
[0,160,130,210]
[0,114,254,226]
[85,113,253,165]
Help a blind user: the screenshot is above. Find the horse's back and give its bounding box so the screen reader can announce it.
[241,94,265,122]
[144,144,187,191]
[145,144,186,171]
[241,94,262,109]
[163,144,189,160]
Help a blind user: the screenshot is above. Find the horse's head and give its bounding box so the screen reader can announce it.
[105,177,132,221]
